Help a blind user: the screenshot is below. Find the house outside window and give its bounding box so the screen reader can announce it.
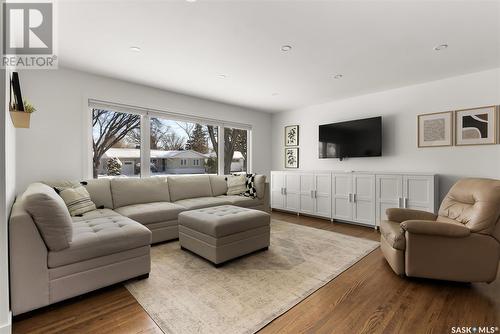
[89,101,252,178]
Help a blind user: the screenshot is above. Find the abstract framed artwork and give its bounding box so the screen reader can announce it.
[455,106,497,146]
[417,111,453,147]
[285,147,299,168]
[285,125,299,146]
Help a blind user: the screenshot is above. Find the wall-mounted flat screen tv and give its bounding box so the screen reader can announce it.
[319,116,382,159]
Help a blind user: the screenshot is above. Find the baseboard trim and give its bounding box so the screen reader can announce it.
[0,311,12,334]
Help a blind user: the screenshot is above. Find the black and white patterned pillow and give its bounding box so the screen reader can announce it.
[233,173,257,198]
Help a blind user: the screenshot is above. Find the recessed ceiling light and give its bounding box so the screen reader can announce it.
[217,74,227,79]
[281,45,292,52]
[186,0,197,2]
[272,93,279,96]
[434,44,448,51]
[130,46,141,52]
[333,74,343,79]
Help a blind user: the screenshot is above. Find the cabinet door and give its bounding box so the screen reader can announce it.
[352,174,376,226]
[299,174,315,215]
[284,173,300,212]
[376,174,403,224]
[314,173,332,218]
[403,175,435,213]
[270,171,285,209]
[332,174,352,221]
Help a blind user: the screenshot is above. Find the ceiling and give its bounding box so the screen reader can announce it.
[57,0,500,112]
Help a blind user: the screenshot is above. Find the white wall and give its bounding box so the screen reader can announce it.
[272,68,500,201]
[15,67,272,192]
[0,68,15,333]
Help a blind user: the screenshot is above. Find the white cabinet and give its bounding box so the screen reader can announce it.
[314,173,332,218]
[270,171,285,209]
[352,174,376,226]
[284,173,300,212]
[376,174,437,225]
[271,170,437,229]
[332,173,375,227]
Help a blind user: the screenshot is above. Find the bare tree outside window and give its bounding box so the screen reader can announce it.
[92,109,140,178]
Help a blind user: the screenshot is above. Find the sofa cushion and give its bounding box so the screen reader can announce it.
[114,202,185,225]
[24,183,73,251]
[56,186,96,216]
[72,208,120,222]
[48,215,151,268]
[83,179,114,209]
[111,177,170,208]
[380,220,406,251]
[254,175,266,199]
[174,197,231,210]
[209,175,228,196]
[168,175,212,201]
[217,195,264,208]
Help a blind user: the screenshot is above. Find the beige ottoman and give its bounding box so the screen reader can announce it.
[178,205,271,266]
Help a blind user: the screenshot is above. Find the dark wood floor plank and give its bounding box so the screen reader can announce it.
[13,211,500,334]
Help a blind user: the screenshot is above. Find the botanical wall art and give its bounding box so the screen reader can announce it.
[455,106,497,146]
[285,125,299,146]
[417,111,453,147]
[285,147,299,168]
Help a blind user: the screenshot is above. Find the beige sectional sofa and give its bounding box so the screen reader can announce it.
[9,174,268,315]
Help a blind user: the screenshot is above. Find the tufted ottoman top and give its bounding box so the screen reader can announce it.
[178,205,270,238]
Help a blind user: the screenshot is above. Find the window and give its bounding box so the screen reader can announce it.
[224,127,248,174]
[89,100,251,178]
[92,108,141,178]
[149,117,218,175]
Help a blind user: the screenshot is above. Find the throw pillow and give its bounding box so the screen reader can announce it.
[241,173,257,198]
[226,174,247,195]
[55,185,97,216]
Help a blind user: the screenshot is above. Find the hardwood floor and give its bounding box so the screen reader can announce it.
[13,212,500,334]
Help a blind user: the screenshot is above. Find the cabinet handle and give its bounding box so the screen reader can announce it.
[404,197,408,208]
[348,193,352,202]
[281,187,284,195]
[284,188,287,195]
[353,193,356,202]
[398,197,402,208]
[314,190,318,198]
[310,190,314,198]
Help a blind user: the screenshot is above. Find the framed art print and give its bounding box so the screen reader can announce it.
[285,147,299,168]
[285,125,299,146]
[455,106,497,146]
[417,111,453,147]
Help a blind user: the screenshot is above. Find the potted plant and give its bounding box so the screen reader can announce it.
[10,100,36,128]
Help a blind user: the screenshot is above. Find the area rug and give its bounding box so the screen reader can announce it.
[125,219,379,334]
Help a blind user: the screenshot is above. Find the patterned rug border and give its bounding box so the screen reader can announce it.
[128,219,380,334]
[252,219,379,333]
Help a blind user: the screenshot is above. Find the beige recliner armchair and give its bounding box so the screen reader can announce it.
[380,178,500,283]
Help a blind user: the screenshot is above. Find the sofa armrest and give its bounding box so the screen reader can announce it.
[9,199,50,315]
[386,208,437,223]
[401,220,470,238]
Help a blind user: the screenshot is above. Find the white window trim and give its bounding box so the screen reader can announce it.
[85,98,252,178]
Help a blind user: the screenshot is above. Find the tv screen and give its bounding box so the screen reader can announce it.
[319,116,382,159]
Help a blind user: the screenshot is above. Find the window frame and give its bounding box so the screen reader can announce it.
[85,99,252,178]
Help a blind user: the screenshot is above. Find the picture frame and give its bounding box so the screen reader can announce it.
[417,111,453,147]
[284,147,299,169]
[455,106,497,146]
[285,125,299,146]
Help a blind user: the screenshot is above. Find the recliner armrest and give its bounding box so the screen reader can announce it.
[386,208,437,223]
[401,220,470,238]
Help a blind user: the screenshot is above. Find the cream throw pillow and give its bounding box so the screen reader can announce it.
[226,174,247,195]
[56,185,97,216]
